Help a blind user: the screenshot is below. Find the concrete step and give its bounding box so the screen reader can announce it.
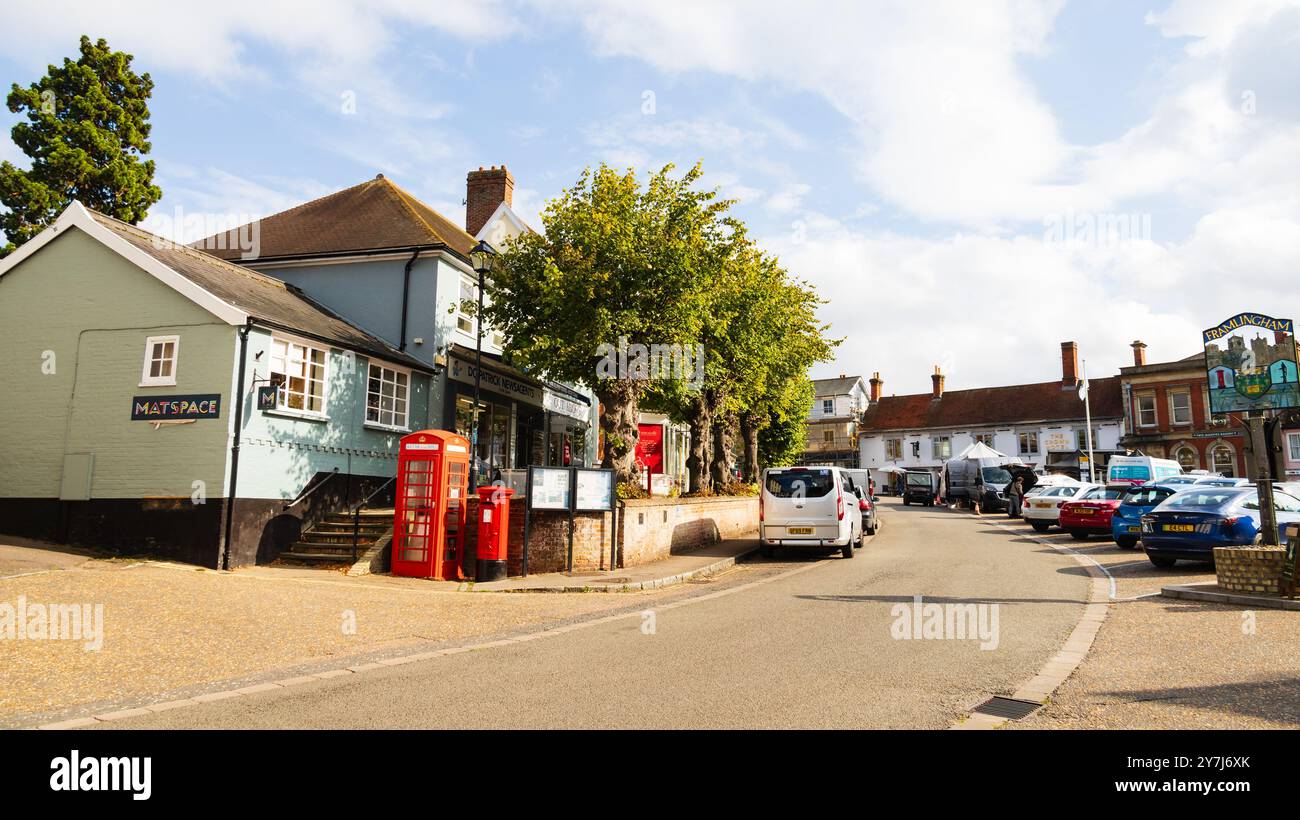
[278,551,358,564]
[289,540,376,555]
[302,530,386,544]
[311,521,389,533]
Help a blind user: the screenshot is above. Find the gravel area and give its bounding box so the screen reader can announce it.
[0,555,684,725]
[995,517,1300,729]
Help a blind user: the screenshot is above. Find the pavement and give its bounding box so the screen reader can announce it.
[61,498,1095,729]
[995,513,1300,729]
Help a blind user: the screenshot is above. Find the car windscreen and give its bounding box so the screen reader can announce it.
[981,467,1012,484]
[1110,465,1151,481]
[765,470,834,498]
[1123,486,1174,506]
[906,473,933,486]
[1162,490,1243,510]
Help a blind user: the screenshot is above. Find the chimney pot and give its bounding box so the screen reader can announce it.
[869,372,883,403]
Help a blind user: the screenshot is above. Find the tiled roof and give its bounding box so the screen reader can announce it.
[859,376,1123,433]
[193,175,477,262]
[90,211,434,372]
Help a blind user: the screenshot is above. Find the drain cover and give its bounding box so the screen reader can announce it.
[972,696,1042,720]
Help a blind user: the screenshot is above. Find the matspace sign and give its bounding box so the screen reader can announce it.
[130,394,221,421]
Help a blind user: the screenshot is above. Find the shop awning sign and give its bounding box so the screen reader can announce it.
[131,394,221,420]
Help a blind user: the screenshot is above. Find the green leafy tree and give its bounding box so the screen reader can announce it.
[757,377,814,469]
[484,162,733,484]
[0,36,161,256]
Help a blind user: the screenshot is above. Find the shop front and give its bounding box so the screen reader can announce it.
[445,346,592,486]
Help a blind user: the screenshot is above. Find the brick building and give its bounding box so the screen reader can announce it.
[1117,340,1247,476]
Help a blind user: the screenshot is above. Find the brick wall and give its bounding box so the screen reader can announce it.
[460,495,758,578]
[1213,546,1286,595]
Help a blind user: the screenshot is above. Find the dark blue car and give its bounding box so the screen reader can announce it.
[1110,483,1179,549]
[1140,486,1300,568]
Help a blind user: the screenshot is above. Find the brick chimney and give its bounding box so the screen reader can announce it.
[466,165,514,237]
[1131,340,1147,367]
[1061,341,1079,387]
[869,372,883,403]
[931,365,944,400]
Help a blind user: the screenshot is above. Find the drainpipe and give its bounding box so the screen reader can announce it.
[398,247,421,351]
[220,318,255,571]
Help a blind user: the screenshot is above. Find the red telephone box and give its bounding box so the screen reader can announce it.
[392,430,471,580]
[475,485,514,582]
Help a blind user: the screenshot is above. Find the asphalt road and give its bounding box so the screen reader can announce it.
[97,499,1091,729]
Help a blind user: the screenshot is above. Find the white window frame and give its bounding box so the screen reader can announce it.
[1288,433,1300,463]
[365,361,411,431]
[1136,392,1158,427]
[1211,442,1236,477]
[932,435,951,460]
[1018,432,1039,455]
[886,438,902,460]
[139,334,180,387]
[457,277,477,335]
[822,399,834,415]
[268,335,329,418]
[1169,390,1192,426]
[1173,444,1197,471]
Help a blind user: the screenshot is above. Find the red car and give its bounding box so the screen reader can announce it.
[1058,485,1128,540]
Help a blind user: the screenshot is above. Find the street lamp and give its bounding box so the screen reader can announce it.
[468,240,496,491]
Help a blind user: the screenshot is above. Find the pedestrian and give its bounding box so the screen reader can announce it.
[1007,475,1025,518]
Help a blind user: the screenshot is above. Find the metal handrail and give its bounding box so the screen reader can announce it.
[352,476,397,561]
[283,467,339,512]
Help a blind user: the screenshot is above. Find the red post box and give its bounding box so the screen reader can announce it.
[475,485,514,582]
[392,430,471,580]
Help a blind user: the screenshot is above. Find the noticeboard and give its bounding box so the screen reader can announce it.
[528,466,572,510]
[573,468,615,511]
[1203,313,1300,414]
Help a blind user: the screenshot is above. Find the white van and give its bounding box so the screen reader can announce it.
[760,466,861,559]
[1106,455,1182,486]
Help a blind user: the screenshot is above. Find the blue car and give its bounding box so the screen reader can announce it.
[1140,486,1300,568]
[1110,483,1180,549]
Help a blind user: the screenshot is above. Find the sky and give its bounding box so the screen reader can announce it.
[1,0,1298,396]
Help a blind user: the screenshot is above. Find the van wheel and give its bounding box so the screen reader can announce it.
[1030,521,1050,533]
[902,498,909,506]
[1115,536,1138,549]
[1069,530,1089,541]
[841,541,853,559]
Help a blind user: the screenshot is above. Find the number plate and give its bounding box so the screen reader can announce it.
[788,527,813,535]
[1075,508,1094,515]
[1127,526,1141,533]
[1163,524,1194,533]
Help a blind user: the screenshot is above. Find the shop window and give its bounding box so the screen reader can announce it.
[270,338,327,414]
[972,433,994,446]
[1212,444,1236,477]
[1289,433,1300,462]
[140,335,179,386]
[366,362,409,429]
[1174,446,1197,471]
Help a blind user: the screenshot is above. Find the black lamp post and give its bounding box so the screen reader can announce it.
[468,240,497,491]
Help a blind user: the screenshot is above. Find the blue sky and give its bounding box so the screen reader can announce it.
[2,0,1298,394]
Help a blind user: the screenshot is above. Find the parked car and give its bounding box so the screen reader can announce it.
[1140,486,1300,568]
[1059,485,1128,540]
[947,459,1023,512]
[1110,483,1180,549]
[902,469,938,506]
[1106,455,1183,487]
[759,466,861,559]
[1022,483,1098,532]
[844,469,879,539]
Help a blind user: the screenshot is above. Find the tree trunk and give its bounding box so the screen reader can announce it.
[739,410,762,484]
[684,396,711,495]
[710,408,736,491]
[596,381,642,486]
